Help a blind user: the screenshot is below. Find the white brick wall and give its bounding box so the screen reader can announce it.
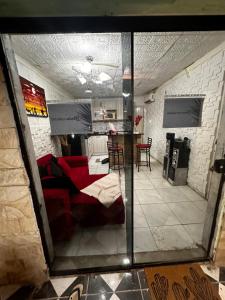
[144,42,225,196]
[15,55,73,159]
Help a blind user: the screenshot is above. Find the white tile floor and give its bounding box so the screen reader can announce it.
[54,154,207,257]
[133,157,207,252]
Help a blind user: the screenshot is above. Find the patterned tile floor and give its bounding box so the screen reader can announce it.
[2,264,225,300]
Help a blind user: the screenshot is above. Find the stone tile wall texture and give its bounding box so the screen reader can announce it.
[0,65,47,286]
[15,55,73,159]
[144,42,225,196]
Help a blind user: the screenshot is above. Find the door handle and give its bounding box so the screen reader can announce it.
[214,159,225,174]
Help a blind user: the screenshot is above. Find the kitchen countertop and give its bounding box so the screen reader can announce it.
[51,132,143,137]
[87,131,143,136]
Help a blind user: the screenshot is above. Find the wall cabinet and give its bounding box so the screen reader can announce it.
[92,98,123,120]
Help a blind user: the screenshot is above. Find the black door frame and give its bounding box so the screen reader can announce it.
[1,16,225,33]
[1,15,225,276]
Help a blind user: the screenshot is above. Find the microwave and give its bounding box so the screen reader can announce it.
[103,110,117,120]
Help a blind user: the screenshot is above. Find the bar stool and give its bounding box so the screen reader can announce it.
[107,141,124,174]
[136,137,152,172]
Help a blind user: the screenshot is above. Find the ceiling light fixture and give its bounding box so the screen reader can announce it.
[122,258,130,265]
[99,72,112,82]
[78,75,87,85]
[92,79,103,85]
[85,89,92,94]
[122,92,130,98]
[81,61,92,74]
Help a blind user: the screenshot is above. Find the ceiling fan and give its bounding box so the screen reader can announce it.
[72,55,119,72]
[72,55,119,89]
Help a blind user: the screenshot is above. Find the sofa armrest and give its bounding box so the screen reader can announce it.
[62,156,88,167]
[41,177,78,193]
[42,188,74,240]
[43,188,72,218]
[43,188,70,202]
[41,175,56,181]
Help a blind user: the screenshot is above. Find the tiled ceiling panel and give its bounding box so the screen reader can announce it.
[12,33,122,98]
[134,32,225,95]
[11,32,225,98]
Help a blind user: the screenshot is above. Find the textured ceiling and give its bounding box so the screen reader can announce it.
[134,31,225,95]
[11,32,225,98]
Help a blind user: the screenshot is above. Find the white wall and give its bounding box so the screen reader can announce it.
[144,42,225,196]
[134,95,145,106]
[15,55,73,159]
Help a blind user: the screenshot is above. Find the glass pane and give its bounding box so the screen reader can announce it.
[133,31,225,264]
[9,32,133,271]
[122,32,133,265]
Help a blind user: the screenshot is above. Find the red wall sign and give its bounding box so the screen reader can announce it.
[20,76,48,117]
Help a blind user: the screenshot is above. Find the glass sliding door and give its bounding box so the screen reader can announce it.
[6,32,133,272]
[133,31,225,265]
[4,25,225,272]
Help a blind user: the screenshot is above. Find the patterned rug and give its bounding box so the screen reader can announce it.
[145,263,221,300]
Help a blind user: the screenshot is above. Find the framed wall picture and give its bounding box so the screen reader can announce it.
[20,76,48,117]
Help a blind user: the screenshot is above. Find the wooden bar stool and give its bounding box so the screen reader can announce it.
[107,141,124,174]
[136,137,152,172]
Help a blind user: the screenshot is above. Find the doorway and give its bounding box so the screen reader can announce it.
[133,31,225,264]
[1,28,225,274]
[1,32,133,272]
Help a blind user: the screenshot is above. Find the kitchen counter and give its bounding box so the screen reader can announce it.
[84,132,143,159]
[108,133,143,159]
[51,132,143,137]
[86,131,144,136]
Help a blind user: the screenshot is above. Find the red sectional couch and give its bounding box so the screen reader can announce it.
[37,154,125,240]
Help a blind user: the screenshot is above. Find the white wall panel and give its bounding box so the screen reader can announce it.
[144,42,225,196]
[15,55,73,158]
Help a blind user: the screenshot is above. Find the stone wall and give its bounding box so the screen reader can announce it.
[0,65,47,285]
[15,55,73,159]
[144,42,225,196]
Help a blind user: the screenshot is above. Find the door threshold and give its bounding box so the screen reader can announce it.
[134,247,207,264]
[52,253,129,274]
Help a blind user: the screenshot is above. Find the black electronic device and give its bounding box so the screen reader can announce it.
[214,159,225,174]
[163,132,175,179]
[168,137,191,185]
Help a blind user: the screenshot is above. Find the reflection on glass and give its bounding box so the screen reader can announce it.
[133,32,218,264]
[11,32,133,271]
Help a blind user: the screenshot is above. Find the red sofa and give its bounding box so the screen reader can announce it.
[37,154,125,239]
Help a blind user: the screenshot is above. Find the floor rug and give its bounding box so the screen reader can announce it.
[145,263,220,300]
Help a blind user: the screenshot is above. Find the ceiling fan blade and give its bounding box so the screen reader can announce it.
[92,62,119,68]
[72,62,84,65]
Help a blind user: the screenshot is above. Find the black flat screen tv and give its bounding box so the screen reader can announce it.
[163,96,204,128]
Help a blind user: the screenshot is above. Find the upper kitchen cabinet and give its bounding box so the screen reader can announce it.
[92,98,123,121]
